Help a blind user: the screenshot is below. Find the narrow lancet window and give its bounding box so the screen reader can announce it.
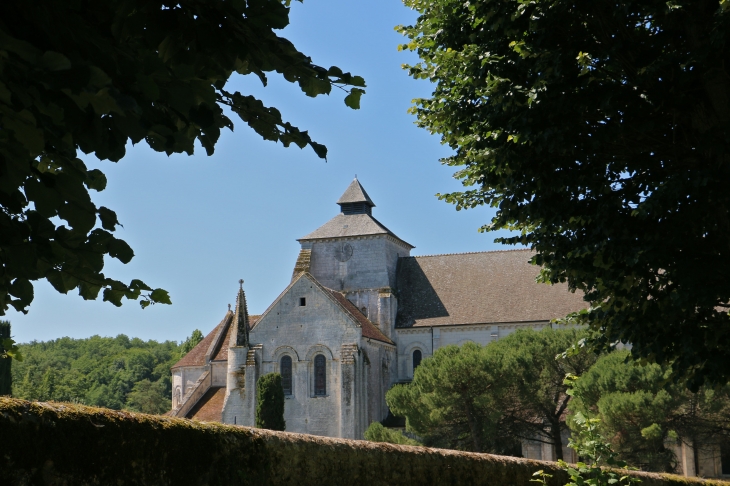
[314,354,326,396]
[281,355,293,395]
[413,349,422,372]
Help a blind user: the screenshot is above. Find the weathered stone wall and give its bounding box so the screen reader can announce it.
[308,236,409,292]
[360,338,396,426]
[245,274,362,438]
[0,398,725,486]
[394,322,552,381]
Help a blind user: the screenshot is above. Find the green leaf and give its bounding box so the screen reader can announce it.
[102,287,124,306]
[85,169,107,191]
[108,238,134,264]
[150,288,171,305]
[9,278,33,304]
[129,279,152,292]
[344,88,365,109]
[97,207,119,231]
[39,51,71,71]
[310,141,327,159]
[78,281,102,300]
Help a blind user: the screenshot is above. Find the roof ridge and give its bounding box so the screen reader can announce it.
[405,248,531,259]
[324,286,394,345]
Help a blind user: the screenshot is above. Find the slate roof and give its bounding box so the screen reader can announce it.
[327,289,394,345]
[186,387,226,422]
[171,313,232,369]
[212,315,260,362]
[171,312,260,369]
[395,249,587,328]
[298,213,413,248]
[337,178,375,206]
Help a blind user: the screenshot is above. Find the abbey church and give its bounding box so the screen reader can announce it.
[169,178,585,442]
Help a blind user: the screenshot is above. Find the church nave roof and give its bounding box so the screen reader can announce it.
[395,249,587,328]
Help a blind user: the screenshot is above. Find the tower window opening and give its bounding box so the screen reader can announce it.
[300,297,306,306]
[340,202,372,215]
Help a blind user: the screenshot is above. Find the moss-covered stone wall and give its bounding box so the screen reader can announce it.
[0,398,726,486]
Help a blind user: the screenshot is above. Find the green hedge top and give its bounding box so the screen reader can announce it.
[0,398,725,486]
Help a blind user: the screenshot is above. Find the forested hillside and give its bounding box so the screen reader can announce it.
[11,331,202,414]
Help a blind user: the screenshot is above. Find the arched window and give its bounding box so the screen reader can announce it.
[314,354,326,396]
[281,356,293,395]
[413,349,422,372]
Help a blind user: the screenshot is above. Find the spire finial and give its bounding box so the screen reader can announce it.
[232,279,250,347]
[228,303,231,311]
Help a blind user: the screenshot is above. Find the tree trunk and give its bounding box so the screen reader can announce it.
[551,420,564,461]
[464,401,482,452]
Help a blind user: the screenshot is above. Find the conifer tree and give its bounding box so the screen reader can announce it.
[256,373,286,431]
[0,320,11,395]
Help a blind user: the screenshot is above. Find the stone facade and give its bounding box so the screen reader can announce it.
[171,178,585,439]
[166,178,730,480]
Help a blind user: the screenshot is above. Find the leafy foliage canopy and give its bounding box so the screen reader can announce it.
[387,328,596,458]
[256,372,285,431]
[12,333,181,414]
[0,0,364,315]
[399,0,730,388]
[569,350,730,473]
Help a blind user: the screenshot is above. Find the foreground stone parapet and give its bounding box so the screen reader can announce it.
[0,398,725,485]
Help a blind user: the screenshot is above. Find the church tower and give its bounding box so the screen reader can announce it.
[292,178,413,339]
[221,280,255,426]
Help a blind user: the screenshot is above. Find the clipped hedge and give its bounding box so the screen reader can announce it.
[0,398,726,486]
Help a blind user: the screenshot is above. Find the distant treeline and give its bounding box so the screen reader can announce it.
[12,331,202,414]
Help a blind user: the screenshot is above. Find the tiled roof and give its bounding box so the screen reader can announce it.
[337,178,375,206]
[395,249,587,328]
[171,313,232,369]
[298,213,413,248]
[327,289,394,345]
[172,312,261,369]
[186,387,225,422]
[212,315,260,361]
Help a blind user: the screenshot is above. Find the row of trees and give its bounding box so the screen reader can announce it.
[382,328,730,472]
[11,329,203,414]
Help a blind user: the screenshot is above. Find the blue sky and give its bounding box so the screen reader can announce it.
[7,0,519,344]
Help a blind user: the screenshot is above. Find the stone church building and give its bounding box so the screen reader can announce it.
[169,178,585,441]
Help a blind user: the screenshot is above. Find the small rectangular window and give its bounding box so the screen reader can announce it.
[299,297,306,306]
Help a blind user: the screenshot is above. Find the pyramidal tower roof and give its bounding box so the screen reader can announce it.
[298,178,413,248]
[337,178,375,207]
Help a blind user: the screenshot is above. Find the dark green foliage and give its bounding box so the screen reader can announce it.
[0,0,365,316]
[0,397,714,486]
[400,0,730,388]
[387,328,597,458]
[568,350,730,473]
[364,422,421,446]
[255,372,285,431]
[179,329,204,358]
[12,334,179,413]
[0,320,11,395]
